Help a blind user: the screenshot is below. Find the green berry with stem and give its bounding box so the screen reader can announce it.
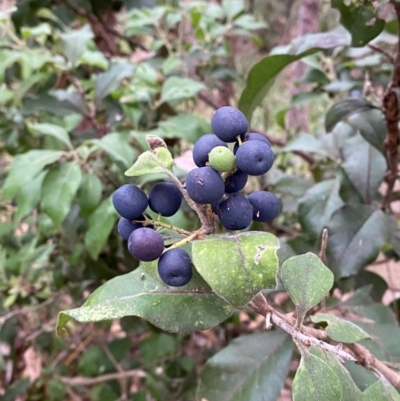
[208,146,236,173]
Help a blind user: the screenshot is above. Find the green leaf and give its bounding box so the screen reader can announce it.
[160,76,205,104]
[345,109,387,154]
[76,173,103,217]
[84,197,118,260]
[283,133,328,155]
[2,150,65,201]
[325,98,376,132]
[331,0,385,47]
[327,205,390,278]
[281,253,334,323]
[221,0,244,19]
[125,147,174,177]
[239,27,350,120]
[341,135,386,204]
[292,352,342,401]
[311,313,370,343]
[60,25,94,67]
[57,267,233,336]
[93,132,137,168]
[299,179,344,236]
[309,347,363,401]
[192,231,279,307]
[95,62,135,104]
[197,331,293,401]
[41,162,82,227]
[363,380,400,401]
[14,171,46,223]
[344,361,378,391]
[28,122,73,149]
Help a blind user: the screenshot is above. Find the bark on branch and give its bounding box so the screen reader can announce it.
[382,2,400,209]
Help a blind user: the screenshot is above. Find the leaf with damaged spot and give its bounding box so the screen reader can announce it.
[57,267,234,336]
[192,231,279,307]
[281,253,334,324]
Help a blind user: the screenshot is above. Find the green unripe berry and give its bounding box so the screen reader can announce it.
[208,146,236,172]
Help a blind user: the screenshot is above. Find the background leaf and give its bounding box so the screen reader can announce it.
[327,205,390,278]
[2,150,65,201]
[197,331,293,401]
[60,25,94,66]
[192,232,279,307]
[331,0,385,47]
[298,179,344,236]
[41,162,82,227]
[28,122,73,149]
[160,77,205,103]
[341,135,386,204]
[84,197,119,260]
[363,379,400,401]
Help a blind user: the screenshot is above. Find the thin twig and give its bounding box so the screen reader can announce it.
[318,228,328,264]
[368,44,395,64]
[59,369,147,386]
[249,293,400,389]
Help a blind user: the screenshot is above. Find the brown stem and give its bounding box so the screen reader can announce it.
[382,2,400,210]
[367,44,395,64]
[248,293,400,389]
[59,369,146,386]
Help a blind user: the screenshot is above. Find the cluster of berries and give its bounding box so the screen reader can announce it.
[188,106,280,230]
[112,106,280,287]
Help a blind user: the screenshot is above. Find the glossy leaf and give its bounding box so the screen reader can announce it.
[84,197,118,260]
[197,331,293,401]
[239,27,350,120]
[363,380,400,401]
[60,25,94,66]
[341,135,386,204]
[160,76,205,103]
[76,173,103,217]
[14,171,46,223]
[28,122,72,149]
[93,132,137,168]
[327,205,390,278]
[298,179,344,236]
[331,0,385,47]
[41,162,82,227]
[95,62,135,104]
[292,352,342,401]
[311,313,370,343]
[2,150,65,201]
[281,253,334,323]
[125,147,174,177]
[57,267,234,336]
[325,98,376,132]
[309,347,362,401]
[192,231,279,307]
[345,109,386,153]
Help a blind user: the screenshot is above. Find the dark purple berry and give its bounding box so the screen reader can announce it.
[186,167,225,204]
[248,191,281,222]
[128,227,164,261]
[149,182,182,217]
[211,106,248,142]
[217,193,253,230]
[112,184,148,220]
[158,248,192,287]
[236,141,274,176]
